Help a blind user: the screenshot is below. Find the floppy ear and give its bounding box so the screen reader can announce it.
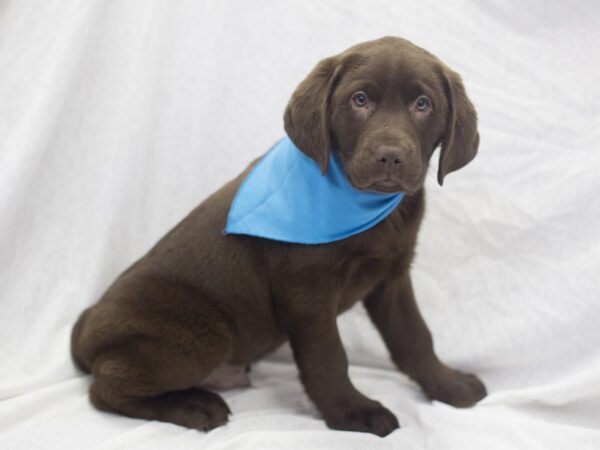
[284,57,342,174]
[437,67,480,185]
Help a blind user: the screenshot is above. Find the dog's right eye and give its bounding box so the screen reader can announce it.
[351,91,368,107]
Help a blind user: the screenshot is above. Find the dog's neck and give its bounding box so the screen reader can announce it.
[224,136,405,244]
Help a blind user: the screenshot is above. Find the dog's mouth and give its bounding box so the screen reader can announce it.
[349,176,413,194]
[365,176,422,194]
[369,180,404,194]
[344,160,421,195]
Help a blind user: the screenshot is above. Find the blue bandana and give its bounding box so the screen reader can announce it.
[224,136,405,244]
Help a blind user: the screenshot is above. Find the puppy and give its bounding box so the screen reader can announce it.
[71,36,484,437]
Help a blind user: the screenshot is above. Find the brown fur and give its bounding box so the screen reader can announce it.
[71,37,484,437]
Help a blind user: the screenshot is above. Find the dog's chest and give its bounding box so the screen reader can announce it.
[334,252,407,313]
[335,262,389,313]
[267,192,422,312]
[333,211,418,311]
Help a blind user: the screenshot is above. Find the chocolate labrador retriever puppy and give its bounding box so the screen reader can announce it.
[71,36,484,437]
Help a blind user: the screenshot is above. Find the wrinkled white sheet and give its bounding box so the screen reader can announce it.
[1,0,599,448]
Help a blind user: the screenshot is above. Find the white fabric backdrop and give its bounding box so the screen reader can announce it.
[1,0,599,448]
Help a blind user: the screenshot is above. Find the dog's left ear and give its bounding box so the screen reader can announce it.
[284,57,343,174]
[437,66,480,185]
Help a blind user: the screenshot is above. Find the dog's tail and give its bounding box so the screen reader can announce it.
[70,308,92,373]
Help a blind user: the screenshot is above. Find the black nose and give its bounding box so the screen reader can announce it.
[374,146,404,169]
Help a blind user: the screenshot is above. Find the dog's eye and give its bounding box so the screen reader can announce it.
[415,96,431,111]
[351,91,368,107]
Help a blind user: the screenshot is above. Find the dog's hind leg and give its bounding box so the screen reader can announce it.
[88,331,233,430]
[82,278,236,430]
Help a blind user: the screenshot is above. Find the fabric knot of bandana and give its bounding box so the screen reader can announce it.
[224,136,405,244]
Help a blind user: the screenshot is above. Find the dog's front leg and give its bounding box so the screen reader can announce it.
[363,271,487,407]
[277,297,399,437]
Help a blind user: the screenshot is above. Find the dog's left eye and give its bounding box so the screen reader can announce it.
[351,91,368,107]
[415,96,431,111]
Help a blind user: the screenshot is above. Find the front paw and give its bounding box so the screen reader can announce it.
[420,364,487,407]
[323,398,399,437]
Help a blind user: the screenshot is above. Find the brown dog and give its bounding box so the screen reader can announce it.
[71,36,484,437]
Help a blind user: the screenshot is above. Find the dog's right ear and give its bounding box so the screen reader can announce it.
[284,57,342,175]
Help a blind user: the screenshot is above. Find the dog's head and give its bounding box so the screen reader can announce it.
[284,36,479,193]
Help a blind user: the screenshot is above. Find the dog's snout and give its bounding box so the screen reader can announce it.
[374,146,405,169]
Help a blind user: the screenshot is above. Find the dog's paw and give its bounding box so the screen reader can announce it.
[420,365,487,407]
[161,388,232,430]
[324,398,399,437]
